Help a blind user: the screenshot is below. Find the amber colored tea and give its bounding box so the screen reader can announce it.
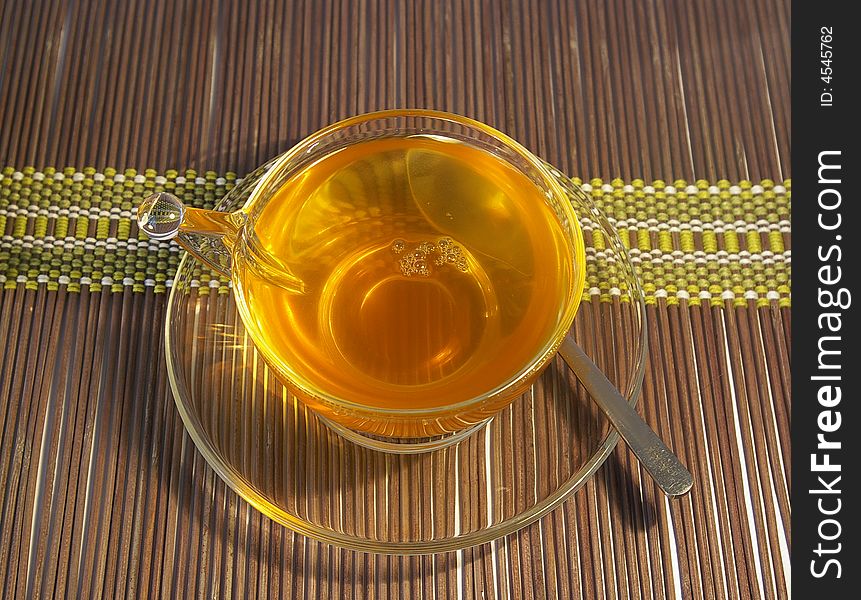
[234,136,575,415]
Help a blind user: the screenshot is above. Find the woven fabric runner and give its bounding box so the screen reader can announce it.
[0,167,791,307]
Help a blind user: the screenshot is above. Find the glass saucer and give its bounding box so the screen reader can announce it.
[164,165,646,554]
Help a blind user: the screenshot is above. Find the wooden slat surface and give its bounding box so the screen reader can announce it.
[0,1,790,598]
[0,0,789,182]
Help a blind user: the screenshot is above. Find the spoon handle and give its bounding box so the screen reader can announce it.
[558,335,693,498]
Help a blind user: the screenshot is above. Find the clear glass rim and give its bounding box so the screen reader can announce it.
[163,163,649,554]
[230,109,589,419]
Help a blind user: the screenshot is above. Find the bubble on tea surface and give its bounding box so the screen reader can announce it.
[398,250,427,277]
[396,237,470,277]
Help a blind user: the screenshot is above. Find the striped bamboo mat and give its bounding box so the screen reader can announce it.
[0,167,790,306]
[0,0,790,597]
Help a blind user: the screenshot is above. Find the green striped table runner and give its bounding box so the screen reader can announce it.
[0,166,791,307]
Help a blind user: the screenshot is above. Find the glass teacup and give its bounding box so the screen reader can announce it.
[139,110,586,441]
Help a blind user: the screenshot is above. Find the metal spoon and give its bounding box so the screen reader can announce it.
[557,334,693,498]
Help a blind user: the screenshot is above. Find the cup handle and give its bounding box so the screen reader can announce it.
[137,192,244,277]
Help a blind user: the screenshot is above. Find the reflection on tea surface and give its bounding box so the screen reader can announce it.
[236,136,576,413]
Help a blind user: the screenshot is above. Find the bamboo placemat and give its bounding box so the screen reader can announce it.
[0,0,790,598]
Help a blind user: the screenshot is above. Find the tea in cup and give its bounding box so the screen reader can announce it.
[139,110,586,440]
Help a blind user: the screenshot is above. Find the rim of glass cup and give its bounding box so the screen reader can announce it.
[163,148,649,553]
[229,109,589,422]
